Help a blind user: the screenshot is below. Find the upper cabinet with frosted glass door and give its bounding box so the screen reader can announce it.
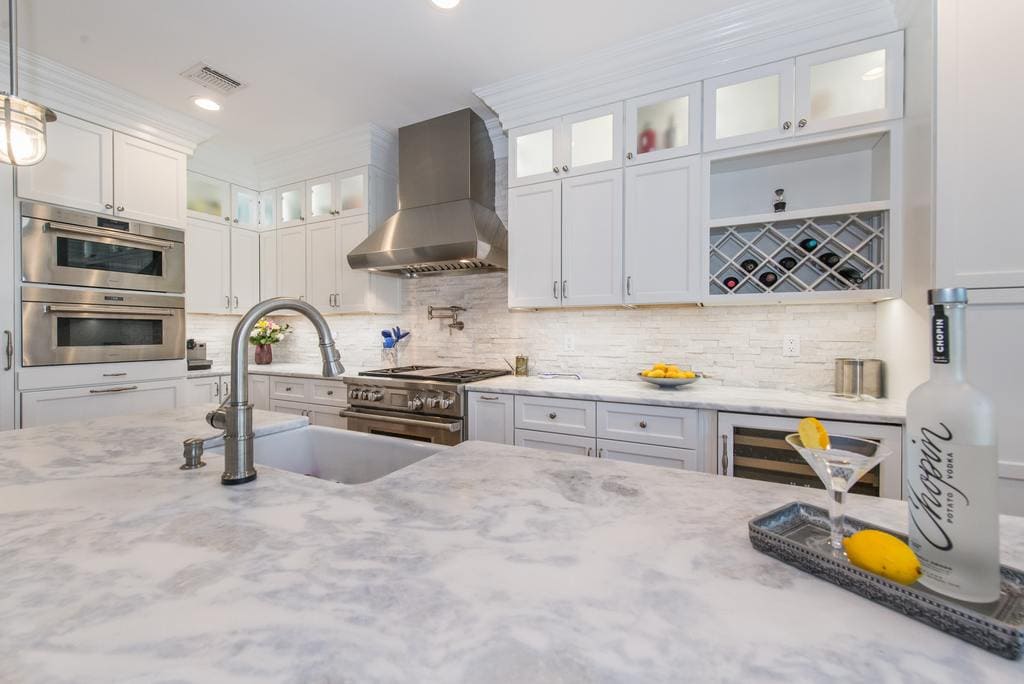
[703,61,795,152]
[276,181,306,229]
[508,104,622,186]
[187,172,231,224]
[231,185,259,229]
[794,33,903,135]
[624,83,701,165]
[305,168,369,223]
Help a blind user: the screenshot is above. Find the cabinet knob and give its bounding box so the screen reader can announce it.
[224,216,230,221]
[561,165,569,172]
[782,121,792,131]
[104,203,113,209]
[798,118,807,128]
[300,216,305,221]
[548,412,557,420]
[626,152,634,160]
[285,386,292,391]
[116,205,125,211]
[552,166,560,174]
[327,390,334,396]
[233,218,239,223]
[639,420,647,429]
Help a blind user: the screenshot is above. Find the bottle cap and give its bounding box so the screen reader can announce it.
[928,287,968,305]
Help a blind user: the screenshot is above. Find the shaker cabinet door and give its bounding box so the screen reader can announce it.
[703,60,795,151]
[560,169,623,308]
[185,220,231,313]
[113,132,187,228]
[625,83,701,165]
[507,180,563,308]
[508,118,562,187]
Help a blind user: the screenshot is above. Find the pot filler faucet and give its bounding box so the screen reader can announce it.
[206,298,344,485]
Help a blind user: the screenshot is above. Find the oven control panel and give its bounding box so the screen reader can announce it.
[344,379,462,417]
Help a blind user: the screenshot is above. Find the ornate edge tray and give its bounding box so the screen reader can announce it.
[749,502,1024,660]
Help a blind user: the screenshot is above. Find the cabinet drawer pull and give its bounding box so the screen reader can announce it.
[562,280,567,298]
[326,390,334,396]
[102,372,128,377]
[548,412,557,420]
[586,447,592,457]
[480,395,500,401]
[3,330,11,371]
[285,386,292,391]
[598,448,603,458]
[639,420,647,429]
[89,385,138,394]
[721,434,729,475]
[626,275,632,296]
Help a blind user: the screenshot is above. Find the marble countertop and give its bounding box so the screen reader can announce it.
[1,408,1020,681]
[470,376,907,423]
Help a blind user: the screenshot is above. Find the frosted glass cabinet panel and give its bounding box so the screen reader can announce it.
[338,171,367,215]
[509,118,561,187]
[564,103,622,177]
[625,83,701,164]
[231,186,258,229]
[277,182,306,228]
[258,189,276,229]
[795,33,904,134]
[187,172,230,223]
[704,61,795,151]
[307,175,335,223]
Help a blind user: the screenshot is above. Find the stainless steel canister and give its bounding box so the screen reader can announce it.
[834,358,884,399]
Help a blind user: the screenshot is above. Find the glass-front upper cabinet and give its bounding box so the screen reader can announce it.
[258,189,276,230]
[337,169,367,216]
[186,172,231,223]
[277,181,306,229]
[703,60,795,152]
[794,33,903,135]
[231,185,258,229]
[625,83,701,165]
[563,103,622,178]
[306,175,336,224]
[509,117,562,187]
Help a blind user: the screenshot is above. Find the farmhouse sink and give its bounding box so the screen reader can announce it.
[209,426,446,484]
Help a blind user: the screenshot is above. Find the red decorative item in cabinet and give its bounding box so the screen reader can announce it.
[638,127,657,154]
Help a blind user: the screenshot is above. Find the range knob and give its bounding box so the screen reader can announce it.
[348,389,360,399]
[439,398,453,410]
[359,390,370,400]
[370,391,384,402]
[408,396,424,410]
[426,397,440,409]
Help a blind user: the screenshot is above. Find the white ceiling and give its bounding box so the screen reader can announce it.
[17,0,744,162]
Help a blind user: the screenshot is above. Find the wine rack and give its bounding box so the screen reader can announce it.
[708,207,889,297]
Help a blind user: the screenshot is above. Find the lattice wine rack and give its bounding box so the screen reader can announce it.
[708,210,889,297]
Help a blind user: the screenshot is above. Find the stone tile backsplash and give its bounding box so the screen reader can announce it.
[187,272,876,392]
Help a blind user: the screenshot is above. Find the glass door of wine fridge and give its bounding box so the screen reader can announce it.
[716,412,903,499]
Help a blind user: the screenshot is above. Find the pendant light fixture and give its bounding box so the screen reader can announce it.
[0,0,54,166]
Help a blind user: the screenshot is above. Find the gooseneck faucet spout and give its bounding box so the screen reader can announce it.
[207,298,344,485]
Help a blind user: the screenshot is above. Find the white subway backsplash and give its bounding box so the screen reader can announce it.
[188,272,876,392]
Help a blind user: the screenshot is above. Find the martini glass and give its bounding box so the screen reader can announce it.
[785,433,892,556]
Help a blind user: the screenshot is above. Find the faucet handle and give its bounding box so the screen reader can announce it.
[206,407,227,431]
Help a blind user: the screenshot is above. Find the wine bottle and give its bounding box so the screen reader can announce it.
[798,238,819,252]
[757,271,778,287]
[773,188,786,213]
[905,288,1000,603]
[819,252,841,267]
[723,276,739,290]
[740,259,758,273]
[838,268,864,284]
[779,256,797,271]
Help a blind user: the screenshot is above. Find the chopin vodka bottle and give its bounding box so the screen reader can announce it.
[905,288,1000,602]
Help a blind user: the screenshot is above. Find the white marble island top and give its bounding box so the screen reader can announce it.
[2,409,1020,682]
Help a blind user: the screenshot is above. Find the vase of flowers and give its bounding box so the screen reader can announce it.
[249,318,290,365]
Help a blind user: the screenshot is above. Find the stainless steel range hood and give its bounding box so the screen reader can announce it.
[347,109,507,276]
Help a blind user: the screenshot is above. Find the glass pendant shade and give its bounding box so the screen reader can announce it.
[0,94,55,165]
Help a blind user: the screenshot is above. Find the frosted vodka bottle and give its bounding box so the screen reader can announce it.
[905,288,1000,603]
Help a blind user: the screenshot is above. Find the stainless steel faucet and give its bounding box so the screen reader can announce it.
[206,298,344,485]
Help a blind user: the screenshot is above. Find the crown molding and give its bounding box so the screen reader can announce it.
[0,43,217,155]
[482,116,508,159]
[474,0,898,131]
[253,123,398,190]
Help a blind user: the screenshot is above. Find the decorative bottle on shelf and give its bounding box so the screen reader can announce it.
[663,115,677,149]
[757,271,778,287]
[779,256,798,271]
[798,238,819,252]
[905,288,1000,603]
[773,188,786,213]
[819,252,842,267]
[740,258,759,273]
[723,276,739,290]
[838,268,864,285]
[638,121,657,154]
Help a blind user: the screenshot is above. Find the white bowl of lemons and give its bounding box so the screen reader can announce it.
[638,363,700,388]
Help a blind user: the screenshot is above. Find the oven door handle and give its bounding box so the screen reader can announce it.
[43,304,177,317]
[341,410,463,433]
[44,222,177,250]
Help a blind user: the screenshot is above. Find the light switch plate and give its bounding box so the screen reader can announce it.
[782,334,800,357]
[563,334,575,352]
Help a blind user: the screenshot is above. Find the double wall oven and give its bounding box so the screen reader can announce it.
[19,201,187,367]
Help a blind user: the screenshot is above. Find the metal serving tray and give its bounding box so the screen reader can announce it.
[749,502,1024,660]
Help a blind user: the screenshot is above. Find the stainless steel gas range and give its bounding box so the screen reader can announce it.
[343,366,509,446]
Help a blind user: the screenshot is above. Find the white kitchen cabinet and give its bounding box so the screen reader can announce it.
[508,105,622,187]
[794,33,903,136]
[112,132,187,228]
[258,189,276,230]
[187,172,230,223]
[185,219,231,314]
[306,175,337,224]
[508,180,562,308]
[276,225,307,300]
[231,227,261,312]
[21,379,183,428]
[337,169,368,216]
[269,398,347,429]
[231,185,259,229]
[17,113,114,213]
[306,220,338,310]
[596,402,698,450]
[704,60,795,152]
[467,392,514,444]
[336,215,400,313]
[625,83,701,165]
[277,182,306,229]
[515,395,596,437]
[597,438,696,470]
[624,156,700,304]
[184,375,223,405]
[250,374,270,411]
[514,428,595,457]
[268,399,307,418]
[259,231,277,299]
[560,169,623,307]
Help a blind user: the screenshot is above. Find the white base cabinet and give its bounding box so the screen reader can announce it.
[269,399,347,429]
[515,428,595,457]
[597,439,695,470]
[21,379,184,428]
[467,392,514,444]
[257,373,349,429]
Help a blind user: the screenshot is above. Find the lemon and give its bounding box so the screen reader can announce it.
[665,370,681,378]
[666,364,681,374]
[798,416,830,450]
[648,369,666,378]
[640,369,651,377]
[843,530,922,585]
[653,363,668,371]
[679,370,696,378]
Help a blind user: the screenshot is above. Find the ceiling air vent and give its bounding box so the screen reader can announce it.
[180,62,246,96]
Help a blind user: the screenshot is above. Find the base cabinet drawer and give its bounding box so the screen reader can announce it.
[514,428,595,457]
[270,377,310,401]
[269,398,347,429]
[310,380,347,407]
[597,402,697,449]
[21,379,183,428]
[597,438,696,471]
[467,392,514,444]
[515,395,596,436]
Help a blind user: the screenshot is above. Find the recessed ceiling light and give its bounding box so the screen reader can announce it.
[861,67,885,81]
[192,97,221,111]
[432,0,460,8]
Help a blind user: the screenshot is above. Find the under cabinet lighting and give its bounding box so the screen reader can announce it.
[432,0,460,8]
[193,97,221,111]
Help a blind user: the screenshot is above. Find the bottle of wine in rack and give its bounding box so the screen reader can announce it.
[819,252,841,267]
[723,276,739,290]
[798,238,819,252]
[740,259,758,272]
[838,268,864,284]
[779,256,797,271]
[758,271,778,287]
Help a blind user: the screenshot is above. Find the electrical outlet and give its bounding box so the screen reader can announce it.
[782,334,800,357]
[563,334,575,352]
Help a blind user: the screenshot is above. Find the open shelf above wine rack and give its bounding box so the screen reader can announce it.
[708,205,889,298]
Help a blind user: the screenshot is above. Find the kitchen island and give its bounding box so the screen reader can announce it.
[1,408,1020,682]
